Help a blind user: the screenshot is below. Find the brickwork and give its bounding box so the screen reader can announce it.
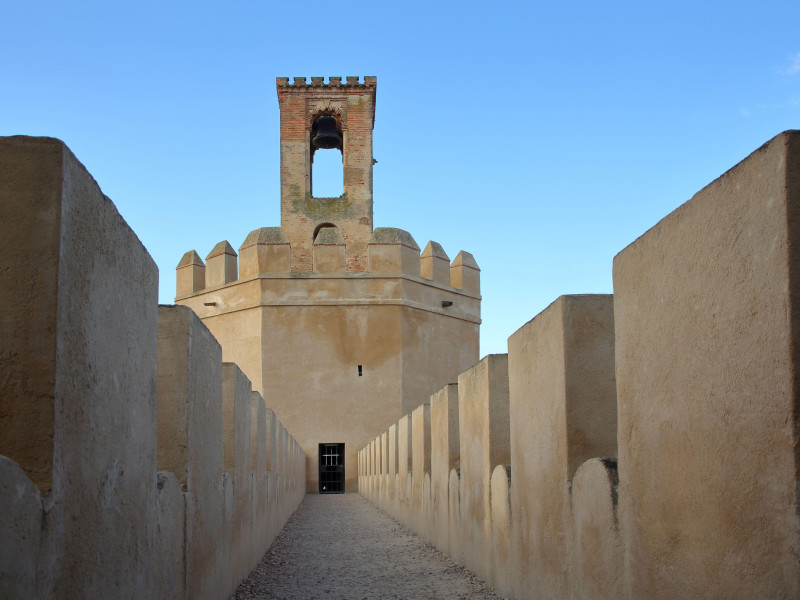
[277,76,377,272]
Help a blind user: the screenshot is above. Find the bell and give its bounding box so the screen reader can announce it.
[312,115,342,150]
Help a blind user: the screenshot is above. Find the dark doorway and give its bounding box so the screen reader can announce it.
[319,443,345,494]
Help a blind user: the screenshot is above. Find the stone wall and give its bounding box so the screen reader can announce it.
[360,130,800,599]
[0,137,306,599]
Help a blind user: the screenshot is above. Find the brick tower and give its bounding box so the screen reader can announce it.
[276,76,376,273]
[176,76,481,493]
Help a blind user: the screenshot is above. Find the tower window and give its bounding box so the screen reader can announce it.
[311,115,344,198]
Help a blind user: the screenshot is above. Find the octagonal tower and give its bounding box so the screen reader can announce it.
[176,77,481,493]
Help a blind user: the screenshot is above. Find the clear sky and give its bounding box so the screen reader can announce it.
[3,1,798,357]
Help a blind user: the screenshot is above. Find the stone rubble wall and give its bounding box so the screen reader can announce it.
[359,130,800,599]
[0,137,306,600]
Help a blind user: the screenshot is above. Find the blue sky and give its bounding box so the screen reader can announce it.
[3,1,799,356]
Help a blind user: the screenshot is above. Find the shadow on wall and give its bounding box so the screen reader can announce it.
[359,131,800,600]
[0,137,306,600]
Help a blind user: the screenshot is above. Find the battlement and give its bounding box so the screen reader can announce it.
[276,76,377,89]
[206,241,237,288]
[176,226,481,298]
[238,227,290,277]
[176,250,205,296]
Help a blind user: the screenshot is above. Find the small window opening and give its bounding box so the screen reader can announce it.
[358,365,363,377]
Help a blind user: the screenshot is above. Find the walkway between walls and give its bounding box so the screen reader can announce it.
[229,494,505,600]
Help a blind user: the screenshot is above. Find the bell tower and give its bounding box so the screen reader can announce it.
[276,76,377,272]
[177,75,481,493]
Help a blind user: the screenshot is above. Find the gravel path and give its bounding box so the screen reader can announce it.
[229,493,505,600]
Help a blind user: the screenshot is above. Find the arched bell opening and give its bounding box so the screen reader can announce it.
[310,115,344,198]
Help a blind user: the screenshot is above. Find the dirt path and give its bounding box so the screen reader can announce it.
[229,493,505,600]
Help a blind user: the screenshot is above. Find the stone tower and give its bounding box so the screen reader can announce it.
[277,75,376,272]
[176,76,481,493]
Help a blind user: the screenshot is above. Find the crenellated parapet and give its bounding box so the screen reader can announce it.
[176,226,481,299]
[276,75,377,89]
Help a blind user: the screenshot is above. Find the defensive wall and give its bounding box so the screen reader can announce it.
[360,130,800,599]
[0,137,305,599]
